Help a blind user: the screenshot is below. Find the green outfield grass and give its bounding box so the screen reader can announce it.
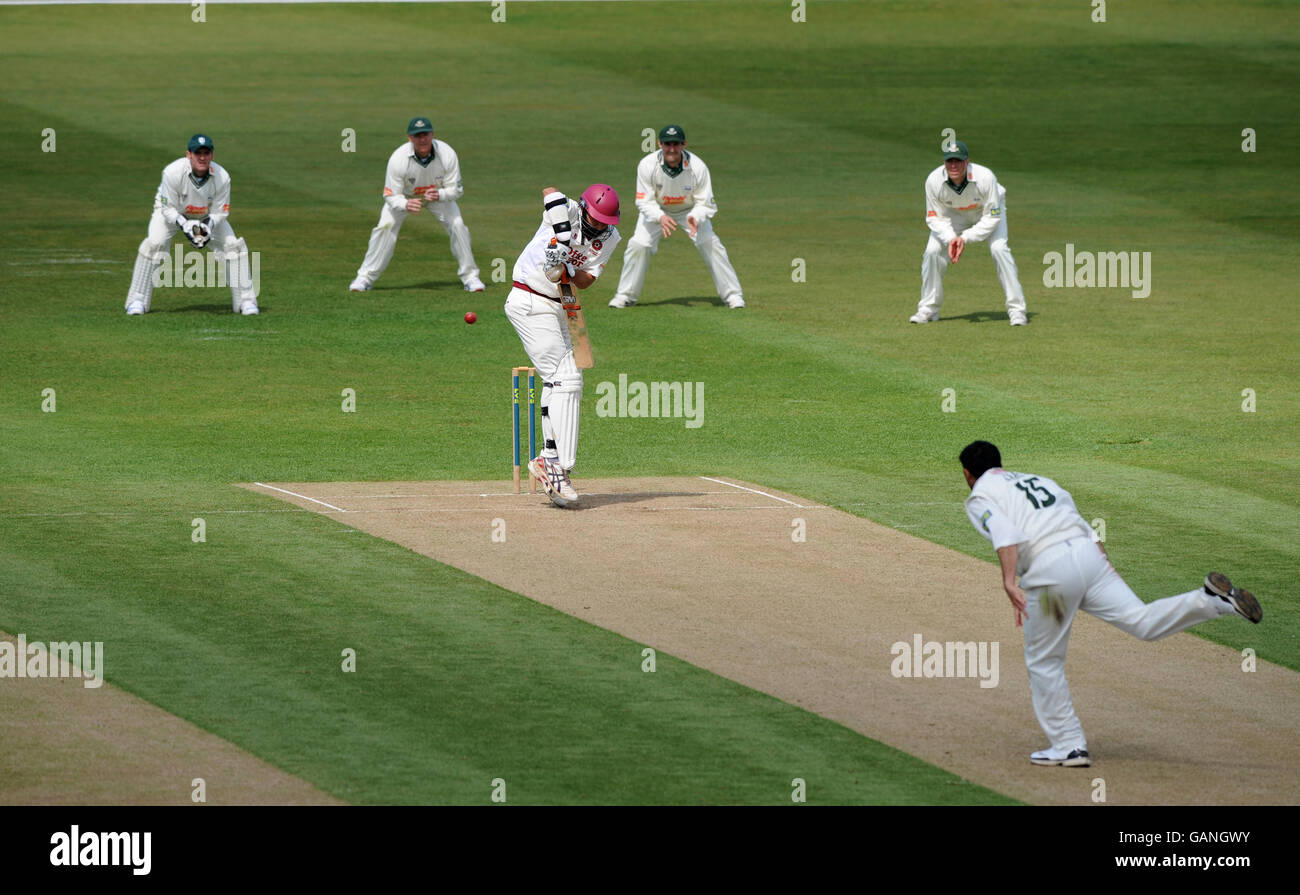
[1,0,1296,804]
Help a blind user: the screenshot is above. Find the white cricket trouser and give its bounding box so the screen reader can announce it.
[1017,538,1232,752]
[504,286,582,470]
[612,211,742,305]
[355,200,479,287]
[125,210,256,312]
[917,189,1026,317]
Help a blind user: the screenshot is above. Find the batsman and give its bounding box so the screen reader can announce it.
[504,184,621,507]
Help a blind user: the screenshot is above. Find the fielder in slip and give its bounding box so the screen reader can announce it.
[959,440,1262,768]
[124,134,258,316]
[912,140,1027,326]
[608,125,744,310]
[350,117,484,294]
[504,185,622,508]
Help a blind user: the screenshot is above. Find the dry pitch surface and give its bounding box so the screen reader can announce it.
[240,476,1299,806]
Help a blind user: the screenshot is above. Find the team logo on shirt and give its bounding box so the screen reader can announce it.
[980,510,992,533]
[592,239,602,251]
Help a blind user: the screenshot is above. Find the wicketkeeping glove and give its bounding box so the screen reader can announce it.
[182,218,211,248]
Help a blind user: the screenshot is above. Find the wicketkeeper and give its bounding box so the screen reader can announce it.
[124,134,259,315]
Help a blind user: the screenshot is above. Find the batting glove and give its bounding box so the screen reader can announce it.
[543,260,575,284]
[544,243,569,267]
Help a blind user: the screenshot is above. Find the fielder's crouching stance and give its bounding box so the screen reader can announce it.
[125,134,258,316]
[960,440,1263,768]
[349,117,484,294]
[505,185,621,508]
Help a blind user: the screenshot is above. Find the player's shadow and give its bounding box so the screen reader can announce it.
[164,303,258,314]
[373,280,463,291]
[634,294,724,308]
[943,309,1032,324]
[573,490,705,509]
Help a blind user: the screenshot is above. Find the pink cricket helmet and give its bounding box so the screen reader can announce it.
[580,184,620,226]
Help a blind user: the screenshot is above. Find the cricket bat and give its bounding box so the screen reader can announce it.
[559,282,594,368]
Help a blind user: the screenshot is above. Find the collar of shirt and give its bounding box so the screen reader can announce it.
[408,142,438,168]
[659,149,690,177]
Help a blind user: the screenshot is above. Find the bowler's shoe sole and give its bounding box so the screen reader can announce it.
[1205,572,1262,623]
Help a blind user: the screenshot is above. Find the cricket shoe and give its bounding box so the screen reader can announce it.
[239,300,259,315]
[349,278,371,292]
[125,301,147,316]
[1030,746,1091,767]
[528,455,579,508]
[608,295,637,308]
[1009,311,1028,326]
[909,310,938,324]
[463,276,486,293]
[725,295,746,309]
[1204,572,1262,623]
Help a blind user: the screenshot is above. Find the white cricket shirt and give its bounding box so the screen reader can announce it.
[154,158,231,228]
[633,150,719,225]
[512,196,621,299]
[381,140,465,210]
[924,162,1005,244]
[965,468,1098,573]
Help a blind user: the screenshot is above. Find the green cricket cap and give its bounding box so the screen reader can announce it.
[658,124,686,143]
[188,134,214,152]
[942,140,969,161]
[407,117,434,135]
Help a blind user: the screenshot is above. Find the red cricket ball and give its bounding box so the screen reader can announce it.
[464,312,477,324]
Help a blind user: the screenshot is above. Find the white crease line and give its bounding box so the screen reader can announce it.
[251,482,348,513]
[698,476,807,508]
[3,501,835,519]
[321,489,740,500]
